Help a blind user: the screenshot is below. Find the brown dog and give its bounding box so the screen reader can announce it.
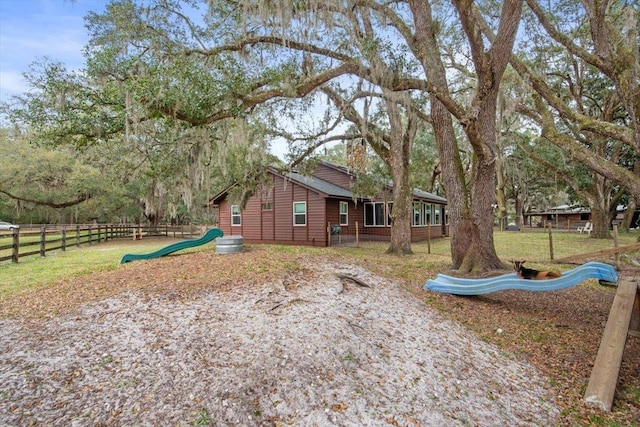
[513,260,561,280]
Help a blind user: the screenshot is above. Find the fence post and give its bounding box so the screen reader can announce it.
[88,227,93,246]
[62,226,66,251]
[613,224,620,270]
[356,221,359,246]
[76,225,80,247]
[40,226,46,257]
[11,228,19,263]
[327,222,331,247]
[547,223,554,260]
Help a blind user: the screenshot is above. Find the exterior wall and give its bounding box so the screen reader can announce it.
[410,223,447,241]
[218,174,329,246]
[326,198,360,236]
[217,199,242,237]
[312,163,354,189]
[272,174,328,246]
[215,169,448,246]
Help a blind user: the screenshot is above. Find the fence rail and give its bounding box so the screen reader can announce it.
[0,224,203,264]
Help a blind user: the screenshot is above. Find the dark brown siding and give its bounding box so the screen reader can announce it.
[410,225,445,242]
[312,163,354,189]
[241,196,262,240]
[214,169,448,246]
[325,199,360,236]
[262,174,276,241]
[217,199,242,237]
[274,174,293,242]
[262,210,274,240]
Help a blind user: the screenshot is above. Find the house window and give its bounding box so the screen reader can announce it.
[424,204,432,224]
[433,205,441,225]
[231,205,241,226]
[364,202,386,227]
[339,201,348,226]
[413,202,423,226]
[293,202,307,226]
[260,185,273,211]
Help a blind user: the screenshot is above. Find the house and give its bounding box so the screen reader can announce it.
[524,204,590,230]
[209,161,448,247]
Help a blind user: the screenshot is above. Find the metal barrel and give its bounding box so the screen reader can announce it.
[215,236,244,254]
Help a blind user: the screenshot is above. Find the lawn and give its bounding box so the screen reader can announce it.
[0,238,189,298]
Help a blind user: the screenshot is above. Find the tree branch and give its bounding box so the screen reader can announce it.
[0,189,91,209]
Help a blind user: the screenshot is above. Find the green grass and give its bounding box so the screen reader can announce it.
[1,228,638,301]
[0,239,187,299]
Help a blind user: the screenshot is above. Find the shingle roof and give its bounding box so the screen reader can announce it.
[284,172,353,198]
[411,188,447,203]
[286,171,446,204]
[210,163,447,205]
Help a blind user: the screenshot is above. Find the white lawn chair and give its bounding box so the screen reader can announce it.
[578,222,593,234]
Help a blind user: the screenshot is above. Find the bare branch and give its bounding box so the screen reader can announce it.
[0,189,91,209]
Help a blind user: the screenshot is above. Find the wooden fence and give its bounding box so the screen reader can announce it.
[0,224,204,264]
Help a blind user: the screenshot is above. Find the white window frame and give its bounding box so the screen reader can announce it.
[424,204,432,225]
[293,201,307,226]
[364,202,386,227]
[433,204,441,225]
[339,201,348,226]
[412,202,423,227]
[231,205,241,226]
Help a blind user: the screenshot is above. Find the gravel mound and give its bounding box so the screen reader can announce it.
[0,261,558,426]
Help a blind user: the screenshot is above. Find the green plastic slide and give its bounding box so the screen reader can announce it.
[120,228,224,264]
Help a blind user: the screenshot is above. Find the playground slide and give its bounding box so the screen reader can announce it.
[120,228,224,264]
[424,261,618,296]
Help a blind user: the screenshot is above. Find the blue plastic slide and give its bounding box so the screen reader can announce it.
[424,261,618,295]
[120,228,224,264]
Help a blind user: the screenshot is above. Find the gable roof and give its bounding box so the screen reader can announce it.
[208,168,352,205]
[209,163,447,205]
[412,188,447,204]
[285,171,353,198]
[316,161,446,203]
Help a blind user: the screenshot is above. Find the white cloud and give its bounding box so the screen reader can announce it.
[0,0,99,102]
[0,70,30,101]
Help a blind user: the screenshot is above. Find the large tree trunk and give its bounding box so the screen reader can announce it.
[465,104,504,271]
[430,98,475,269]
[387,160,413,256]
[385,96,417,256]
[410,0,521,272]
[321,87,417,256]
[495,156,508,230]
[589,179,612,239]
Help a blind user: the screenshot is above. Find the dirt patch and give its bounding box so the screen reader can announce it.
[0,257,558,426]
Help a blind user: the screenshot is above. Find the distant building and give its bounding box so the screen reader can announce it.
[524,204,590,229]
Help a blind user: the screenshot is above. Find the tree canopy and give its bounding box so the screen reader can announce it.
[2,0,638,271]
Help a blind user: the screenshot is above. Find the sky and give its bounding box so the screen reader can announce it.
[0,0,109,103]
[0,0,301,159]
